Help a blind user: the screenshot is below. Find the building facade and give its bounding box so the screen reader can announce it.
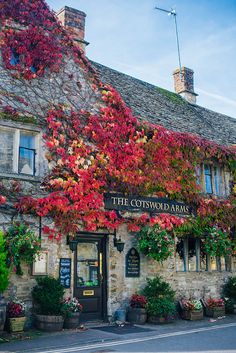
[0,4,235,324]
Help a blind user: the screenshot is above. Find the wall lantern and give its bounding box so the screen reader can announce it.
[113,231,125,253]
[66,236,78,252]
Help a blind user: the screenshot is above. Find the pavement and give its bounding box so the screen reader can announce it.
[0,315,236,353]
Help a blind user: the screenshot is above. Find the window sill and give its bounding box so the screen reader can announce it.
[0,171,41,182]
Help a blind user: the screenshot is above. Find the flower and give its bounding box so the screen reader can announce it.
[130,294,147,308]
[181,299,202,311]
[62,297,82,317]
[7,298,25,318]
[206,297,224,308]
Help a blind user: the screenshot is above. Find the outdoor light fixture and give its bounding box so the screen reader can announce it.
[66,236,78,252]
[113,231,125,253]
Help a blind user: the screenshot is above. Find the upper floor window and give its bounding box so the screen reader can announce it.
[201,164,226,197]
[204,165,213,194]
[0,128,37,176]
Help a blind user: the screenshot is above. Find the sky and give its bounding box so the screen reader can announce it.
[47,0,236,119]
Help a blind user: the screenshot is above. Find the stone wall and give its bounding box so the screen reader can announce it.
[108,223,236,315]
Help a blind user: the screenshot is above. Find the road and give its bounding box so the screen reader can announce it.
[1,322,236,353]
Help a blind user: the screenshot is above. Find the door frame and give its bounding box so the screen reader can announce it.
[73,232,108,321]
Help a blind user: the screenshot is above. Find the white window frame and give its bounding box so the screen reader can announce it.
[0,126,39,176]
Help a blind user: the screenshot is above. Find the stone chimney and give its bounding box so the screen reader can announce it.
[173,67,198,104]
[56,6,89,50]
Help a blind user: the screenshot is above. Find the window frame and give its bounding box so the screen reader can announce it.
[200,164,225,197]
[176,237,230,273]
[0,126,38,176]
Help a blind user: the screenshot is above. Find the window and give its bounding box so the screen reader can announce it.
[203,164,223,196]
[204,165,213,194]
[176,237,230,272]
[0,127,37,176]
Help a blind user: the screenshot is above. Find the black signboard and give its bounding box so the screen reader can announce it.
[104,193,192,216]
[59,258,71,288]
[125,248,140,277]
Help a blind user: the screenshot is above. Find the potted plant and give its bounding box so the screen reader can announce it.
[202,297,225,318]
[62,297,83,329]
[6,298,26,333]
[143,277,176,324]
[32,276,65,331]
[0,231,9,332]
[179,299,203,320]
[127,294,147,324]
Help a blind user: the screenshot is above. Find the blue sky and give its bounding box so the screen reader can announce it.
[47,0,236,118]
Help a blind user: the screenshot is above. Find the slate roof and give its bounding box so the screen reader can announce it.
[91,61,236,146]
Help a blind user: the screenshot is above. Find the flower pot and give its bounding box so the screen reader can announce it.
[8,316,26,333]
[205,306,225,318]
[0,297,7,332]
[35,314,64,332]
[181,310,203,321]
[127,308,147,324]
[148,315,175,324]
[63,312,80,329]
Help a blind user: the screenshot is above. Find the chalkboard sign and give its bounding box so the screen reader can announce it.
[125,248,140,277]
[59,258,71,288]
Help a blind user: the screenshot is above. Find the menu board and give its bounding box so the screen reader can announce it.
[59,258,71,288]
[125,248,140,277]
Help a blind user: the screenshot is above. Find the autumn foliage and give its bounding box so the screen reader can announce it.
[0,0,235,243]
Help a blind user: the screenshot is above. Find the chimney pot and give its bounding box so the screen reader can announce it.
[173,67,198,104]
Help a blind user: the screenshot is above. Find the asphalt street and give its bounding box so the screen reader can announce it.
[0,317,236,353]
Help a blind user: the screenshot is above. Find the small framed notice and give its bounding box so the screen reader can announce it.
[32,251,48,275]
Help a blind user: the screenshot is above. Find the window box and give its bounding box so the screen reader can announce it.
[179,300,203,321]
[201,299,225,318]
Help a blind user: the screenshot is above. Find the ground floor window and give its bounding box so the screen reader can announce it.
[176,237,231,272]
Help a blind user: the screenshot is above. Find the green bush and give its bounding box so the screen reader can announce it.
[222,276,236,302]
[143,276,176,318]
[32,276,65,315]
[142,276,175,300]
[146,297,176,316]
[0,230,9,293]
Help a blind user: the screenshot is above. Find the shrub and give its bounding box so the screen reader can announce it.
[222,276,236,302]
[143,276,176,318]
[32,276,64,315]
[146,297,176,316]
[142,276,175,300]
[0,231,9,293]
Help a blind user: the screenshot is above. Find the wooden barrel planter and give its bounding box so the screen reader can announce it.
[0,298,6,332]
[64,312,80,329]
[127,308,147,324]
[148,315,175,324]
[35,315,64,332]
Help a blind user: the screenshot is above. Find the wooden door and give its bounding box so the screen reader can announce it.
[74,234,107,321]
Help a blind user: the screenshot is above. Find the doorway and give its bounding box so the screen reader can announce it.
[74,234,107,321]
